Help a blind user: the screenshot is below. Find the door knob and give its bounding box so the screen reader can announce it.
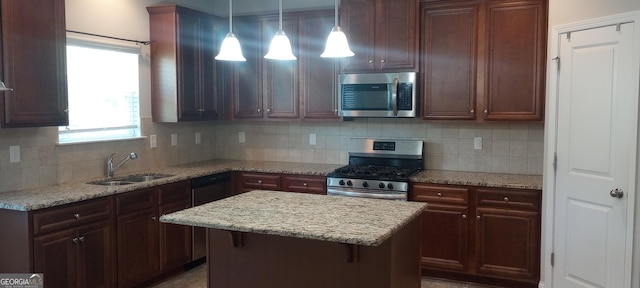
[610,188,624,198]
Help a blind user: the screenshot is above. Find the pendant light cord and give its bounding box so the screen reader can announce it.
[229,0,233,33]
[279,0,283,30]
[334,0,339,27]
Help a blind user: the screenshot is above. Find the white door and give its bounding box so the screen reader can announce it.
[553,23,637,288]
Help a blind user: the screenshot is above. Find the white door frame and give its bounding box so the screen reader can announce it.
[542,10,640,288]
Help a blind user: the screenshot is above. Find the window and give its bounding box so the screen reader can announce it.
[58,36,141,144]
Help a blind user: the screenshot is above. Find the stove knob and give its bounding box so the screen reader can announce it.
[362,181,369,188]
[339,180,345,185]
[387,183,394,189]
[346,180,353,186]
[378,183,385,189]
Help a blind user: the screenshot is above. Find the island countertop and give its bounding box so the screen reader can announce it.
[160,190,427,246]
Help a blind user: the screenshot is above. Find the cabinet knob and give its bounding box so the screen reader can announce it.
[267,109,271,113]
[476,215,481,220]
[368,60,374,64]
[74,213,80,219]
[462,214,467,219]
[380,59,385,63]
[303,182,308,187]
[152,216,157,221]
[72,237,79,243]
[258,180,262,184]
[484,109,488,114]
[79,236,85,242]
[258,108,261,113]
[470,109,475,113]
[437,192,442,197]
[504,197,509,202]
[64,109,69,113]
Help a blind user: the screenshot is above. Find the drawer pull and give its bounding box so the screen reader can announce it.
[437,192,442,197]
[72,237,79,243]
[504,197,509,202]
[74,213,80,219]
[303,183,308,187]
[258,180,262,184]
[152,216,157,221]
[462,214,467,219]
[79,236,85,242]
[476,215,481,220]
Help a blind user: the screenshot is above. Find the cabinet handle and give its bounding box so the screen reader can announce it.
[73,213,80,219]
[257,108,261,113]
[380,59,385,63]
[476,215,481,220]
[303,182,308,187]
[64,109,69,113]
[72,237,79,243]
[436,192,442,197]
[504,196,509,202]
[152,216,157,221]
[79,236,85,242]
[267,109,271,113]
[368,60,374,64]
[462,214,467,219]
[484,109,488,114]
[470,109,475,113]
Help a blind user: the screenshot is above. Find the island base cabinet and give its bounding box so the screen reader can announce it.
[207,216,422,288]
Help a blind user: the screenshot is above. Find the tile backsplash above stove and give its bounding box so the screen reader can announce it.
[213,119,543,176]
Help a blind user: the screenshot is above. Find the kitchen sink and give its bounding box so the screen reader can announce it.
[87,173,174,186]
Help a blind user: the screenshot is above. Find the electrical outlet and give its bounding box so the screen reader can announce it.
[9,145,20,163]
[171,134,178,146]
[239,132,245,143]
[150,135,157,148]
[309,133,317,146]
[195,132,201,144]
[473,137,483,150]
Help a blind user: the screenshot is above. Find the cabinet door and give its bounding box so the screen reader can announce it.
[300,12,340,119]
[34,229,78,288]
[233,20,263,119]
[376,0,418,71]
[116,209,159,288]
[482,0,546,120]
[177,10,218,121]
[421,3,478,120]
[340,0,377,72]
[262,17,299,119]
[159,200,191,272]
[421,204,469,272]
[0,0,68,127]
[77,220,115,288]
[475,207,540,282]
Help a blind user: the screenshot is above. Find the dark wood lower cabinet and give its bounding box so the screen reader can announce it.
[411,183,541,287]
[117,208,159,288]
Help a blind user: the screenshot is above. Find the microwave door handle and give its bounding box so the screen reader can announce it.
[392,77,399,116]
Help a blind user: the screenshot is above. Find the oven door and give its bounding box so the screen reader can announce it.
[327,187,407,201]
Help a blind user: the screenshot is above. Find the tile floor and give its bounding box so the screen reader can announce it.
[151,264,502,288]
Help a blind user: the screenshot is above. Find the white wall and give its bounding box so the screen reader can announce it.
[544,1,640,287]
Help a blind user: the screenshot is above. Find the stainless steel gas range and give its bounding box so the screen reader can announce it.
[327,138,424,200]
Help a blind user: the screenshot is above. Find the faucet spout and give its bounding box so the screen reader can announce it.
[107,152,138,177]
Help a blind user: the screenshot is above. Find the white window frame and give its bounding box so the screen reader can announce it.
[58,34,142,144]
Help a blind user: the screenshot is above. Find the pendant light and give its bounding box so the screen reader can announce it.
[264,0,296,60]
[321,0,354,58]
[215,0,246,61]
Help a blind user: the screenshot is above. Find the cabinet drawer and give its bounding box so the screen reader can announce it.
[33,197,113,236]
[411,184,470,205]
[158,180,190,205]
[476,188,540,211]
[283,175,326,194]
[116,188,157,215]
[240,173,282,191]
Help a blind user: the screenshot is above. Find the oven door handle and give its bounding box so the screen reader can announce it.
[327,188,407,201]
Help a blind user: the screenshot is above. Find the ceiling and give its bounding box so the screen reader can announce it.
[162,0,334,16]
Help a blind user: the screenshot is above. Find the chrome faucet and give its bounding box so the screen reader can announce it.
[107,152,138,177]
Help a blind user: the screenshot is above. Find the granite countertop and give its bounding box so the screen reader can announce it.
[411,170,543,190]
[160,190,427,246]
[0,158,542,212]
[0,160,341,211]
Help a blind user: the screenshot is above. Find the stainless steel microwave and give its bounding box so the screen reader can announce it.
[339,72,417,118]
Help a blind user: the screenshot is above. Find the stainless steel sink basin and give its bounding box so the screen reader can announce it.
[87,173,174,186]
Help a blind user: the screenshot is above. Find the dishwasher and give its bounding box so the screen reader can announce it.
[190,172,231,264]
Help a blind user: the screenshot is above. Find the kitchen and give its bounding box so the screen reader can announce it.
[0,0,639,287]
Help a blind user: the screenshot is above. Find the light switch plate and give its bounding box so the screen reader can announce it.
[171,134,178,146]
[150,135,157,148]
[309,133,317,146]
[9,145,20,163]
[239,132,245,143]
[195,132,201,144]
[473,137,482,150]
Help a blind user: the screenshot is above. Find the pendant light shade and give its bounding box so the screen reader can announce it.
[215,0,246,61]
[321,0,354,58]
[265,0,296,60]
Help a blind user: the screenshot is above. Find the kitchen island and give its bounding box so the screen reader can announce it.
[160,190,427,288]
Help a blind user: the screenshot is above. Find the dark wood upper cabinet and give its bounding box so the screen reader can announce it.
[228,10,339,121]
[340,0,418,72]
[148,5,222,122]
[420,0,546,121]
[0,0,68,128]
